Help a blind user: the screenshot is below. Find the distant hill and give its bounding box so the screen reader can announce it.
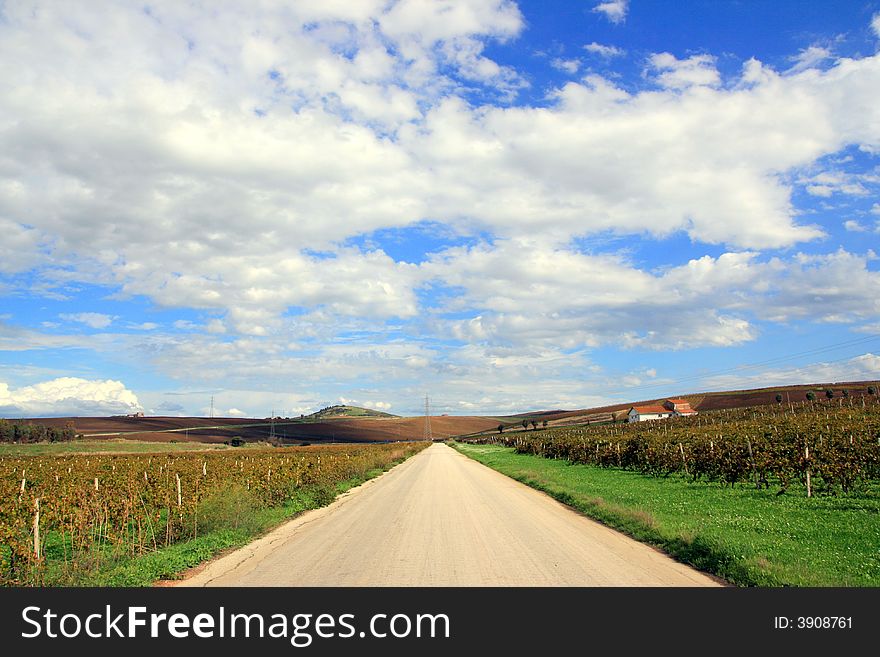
[16,381,878,446]
[305,405,398,419]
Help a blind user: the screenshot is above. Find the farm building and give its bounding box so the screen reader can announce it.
[628,399,698,422]
[627,405,674,422]
[664,399,697,417]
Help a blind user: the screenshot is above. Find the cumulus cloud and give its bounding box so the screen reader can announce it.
[787,45,833,74]
[2,1,880,335]
[551,58,580,74]
[583,42,625,58]
[153,401,185,415]
[872,13,880,37]
[339,397,393,411]
[0,377,142,417]
[2,3,880,414]
[702,353,880,391]
[0,218,43,274]
[647,52,720,89]
[800,171,870,197]
[593,1,628,24]
[425,243,880,350]
[59,312,115,329]
[844,220,866,232]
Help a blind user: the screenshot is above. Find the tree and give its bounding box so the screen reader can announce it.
[869,386,877,395]
[530,421,538,430]
[521,419,528,430]
[542,420,548,428]
[775,393,783,403]
[497,424,504,434]
[806,391,816,401]
[842,389,849,398]
[825,389,834,399]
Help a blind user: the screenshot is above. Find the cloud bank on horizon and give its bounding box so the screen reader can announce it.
[1,0,880,418]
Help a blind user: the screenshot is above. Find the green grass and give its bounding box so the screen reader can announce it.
[33,464,401,586]
[0,440,235,456]
[454,442,880,587]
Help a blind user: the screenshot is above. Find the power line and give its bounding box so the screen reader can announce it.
[423,394,432,441]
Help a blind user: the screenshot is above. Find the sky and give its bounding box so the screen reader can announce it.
[1,0,880,419]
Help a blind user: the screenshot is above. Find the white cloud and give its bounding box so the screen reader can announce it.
[425,243,880,350]
[844,220,866,232]
[340,398,393,411]
[787,45,833,74]
[130,322,159,331]
[702,353,880,391]
[0,0,880,407]
[648,52,720,89]
[593,1,628,24]
[872,13,880,37]
[59,312,114,329]
[551,58,580,74]
[800,171,870,197]
[0,218,43,274]
[0,377,142,417]
[583,42,625,58]
[2,3,879,329]
[226,407,247,417]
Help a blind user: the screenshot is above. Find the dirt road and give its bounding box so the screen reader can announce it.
[178,443,721,586]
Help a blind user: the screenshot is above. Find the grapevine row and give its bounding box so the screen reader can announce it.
[0,441,428,585]
[472,398,880,495]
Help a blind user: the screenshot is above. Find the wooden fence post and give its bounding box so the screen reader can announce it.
[805,444,812,498]
[746,438,758,488]
[33,498,41,560]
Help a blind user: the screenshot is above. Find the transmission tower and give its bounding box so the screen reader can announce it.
[423,394,433,441]
[210,395,214,419]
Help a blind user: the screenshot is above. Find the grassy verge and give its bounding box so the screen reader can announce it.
[454,442,880,587]
[39,463,403,586]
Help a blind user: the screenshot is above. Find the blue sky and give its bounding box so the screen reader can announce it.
[1,0,880,418]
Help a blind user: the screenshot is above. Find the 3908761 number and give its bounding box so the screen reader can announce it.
[797,617,852,629]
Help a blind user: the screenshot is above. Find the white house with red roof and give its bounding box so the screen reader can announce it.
[627,399,698,422]
[627,404,674,422]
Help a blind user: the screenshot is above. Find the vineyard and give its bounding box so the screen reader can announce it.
[470,397,880,496]
[1,441,428,585]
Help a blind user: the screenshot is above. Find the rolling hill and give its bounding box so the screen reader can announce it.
[13,380,878,446]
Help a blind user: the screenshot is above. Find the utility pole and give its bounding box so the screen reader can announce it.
[210,395,214,419]
[423,394,432,442]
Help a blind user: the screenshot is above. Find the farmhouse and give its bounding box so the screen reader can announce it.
[664,398,697,417]
[627,405,674,422]
[627,399,698,422]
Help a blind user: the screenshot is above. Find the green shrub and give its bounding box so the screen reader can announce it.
[196,483,261,534]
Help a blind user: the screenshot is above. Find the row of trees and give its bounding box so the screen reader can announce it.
[497,419,548,433]
[799,385,877,402]
[0,420,77,444]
